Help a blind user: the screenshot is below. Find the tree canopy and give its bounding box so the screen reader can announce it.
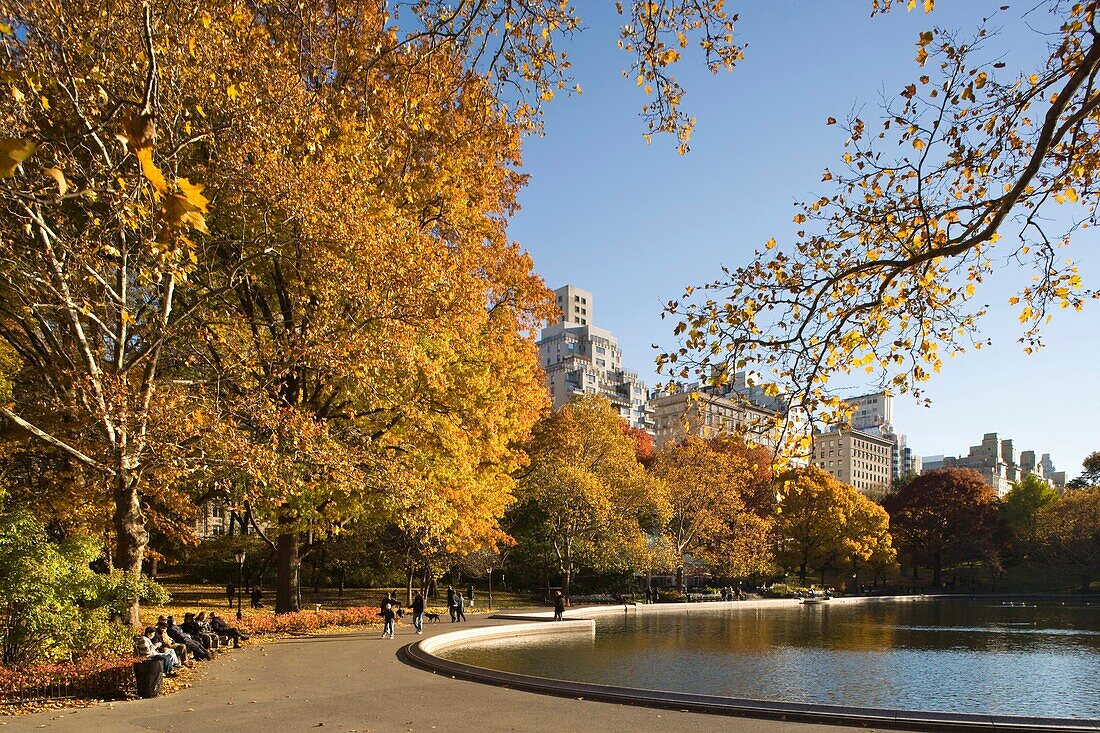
[518,395,665,596]
[773,466,894,585]
[660,0,1099,445]
[884,468,1007,586]
[649,435,773,585]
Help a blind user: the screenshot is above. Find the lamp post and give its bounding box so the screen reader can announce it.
[852,572,858,595]
[486,567,493,611]
[235,550,246,621]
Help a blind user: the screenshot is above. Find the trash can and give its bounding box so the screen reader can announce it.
[133,658,163,698]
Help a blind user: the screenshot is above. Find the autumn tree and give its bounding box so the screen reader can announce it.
[773,466,894,585]
[883,468,1006,587]
[1035,487,1100,590]
[1002,473,1060,558]
[661,1,1100,439]
[649,436,772,586]
[1071,451,1100,487]
[518,396,665,597]
[0,3,225,622]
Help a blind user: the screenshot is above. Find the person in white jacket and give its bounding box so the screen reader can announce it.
[134,626,180,676]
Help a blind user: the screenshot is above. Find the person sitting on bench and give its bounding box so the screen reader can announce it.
[209,612,249,648]
[135,626,180,676]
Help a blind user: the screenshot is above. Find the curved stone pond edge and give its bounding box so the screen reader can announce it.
[405,597,1100,733]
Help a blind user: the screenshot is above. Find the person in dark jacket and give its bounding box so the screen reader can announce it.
[409,591,426,635]
[381,602,396,639]
[167,615,210,660]
[181,612,218,651]
[209,612,249,648]
[553,590,566,621]
[226,582,235,607]
[250,586,263,609]
[446,585,457,622]
[454,592,466,622]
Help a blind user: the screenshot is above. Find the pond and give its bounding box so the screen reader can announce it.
[442,599,1100,719]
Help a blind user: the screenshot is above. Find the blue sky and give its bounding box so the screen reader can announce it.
[508,1,1098,478]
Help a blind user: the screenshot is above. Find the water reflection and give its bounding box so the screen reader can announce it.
[443,600,1100,718]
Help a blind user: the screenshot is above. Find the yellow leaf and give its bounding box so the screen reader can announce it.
[964,283,975,297]
[163,193,209,234]
[793,214,806,224]
[1065,186,1078,203]
[0,21,13,35]
[907,0,917,10]
[765,237,777,250]
[176,177,209,212]
[0,138,37,177]
[227,84,240,101]
[135,147,168,195]
[924,0,935,12]
[912,138,925,151]
[44,166,68,196]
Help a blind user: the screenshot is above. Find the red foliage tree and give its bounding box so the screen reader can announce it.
[883,468,1007,588]
[621,424,655,466]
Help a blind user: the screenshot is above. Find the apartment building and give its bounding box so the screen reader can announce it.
[921,433,1063,496]
[811,429,894,498]
[537,285,652,430]
[649,383,783,450]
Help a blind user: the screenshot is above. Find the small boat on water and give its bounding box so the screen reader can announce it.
[799,596,831,605]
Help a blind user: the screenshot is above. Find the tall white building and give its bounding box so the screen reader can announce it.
[537,285,652,430]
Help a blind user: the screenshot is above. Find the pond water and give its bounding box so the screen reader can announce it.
[442,599,1100,718]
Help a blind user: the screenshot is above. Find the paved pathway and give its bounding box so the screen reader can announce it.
[2,614,901,733]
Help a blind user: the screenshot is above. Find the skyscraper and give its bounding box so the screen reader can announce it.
[536,285,652,430]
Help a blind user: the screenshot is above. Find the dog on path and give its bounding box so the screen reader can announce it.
[424,612,441,623]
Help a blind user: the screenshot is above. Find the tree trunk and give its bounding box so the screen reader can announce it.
[931,552,942,588]
[405,565,415,606]
[338,567,345,596]
[112,468,148,627]
[562,564,572,599]
[799,560,808,585]
[275,515,300,614]
[675,563,685,592]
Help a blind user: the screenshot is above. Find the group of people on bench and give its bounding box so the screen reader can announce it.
[134,611,249,676]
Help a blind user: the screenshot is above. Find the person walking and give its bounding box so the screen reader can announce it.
[410,591,426,635]
[553,590,565,621]
[226,582,235,608]
[381,602,396,638]
[454,591,467,622]
[644,585,652,604]
[446,585,457,622]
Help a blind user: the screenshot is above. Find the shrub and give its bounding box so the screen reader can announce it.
[0,656,135,702]
[0,509,168,667]
[238,606,382,636]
